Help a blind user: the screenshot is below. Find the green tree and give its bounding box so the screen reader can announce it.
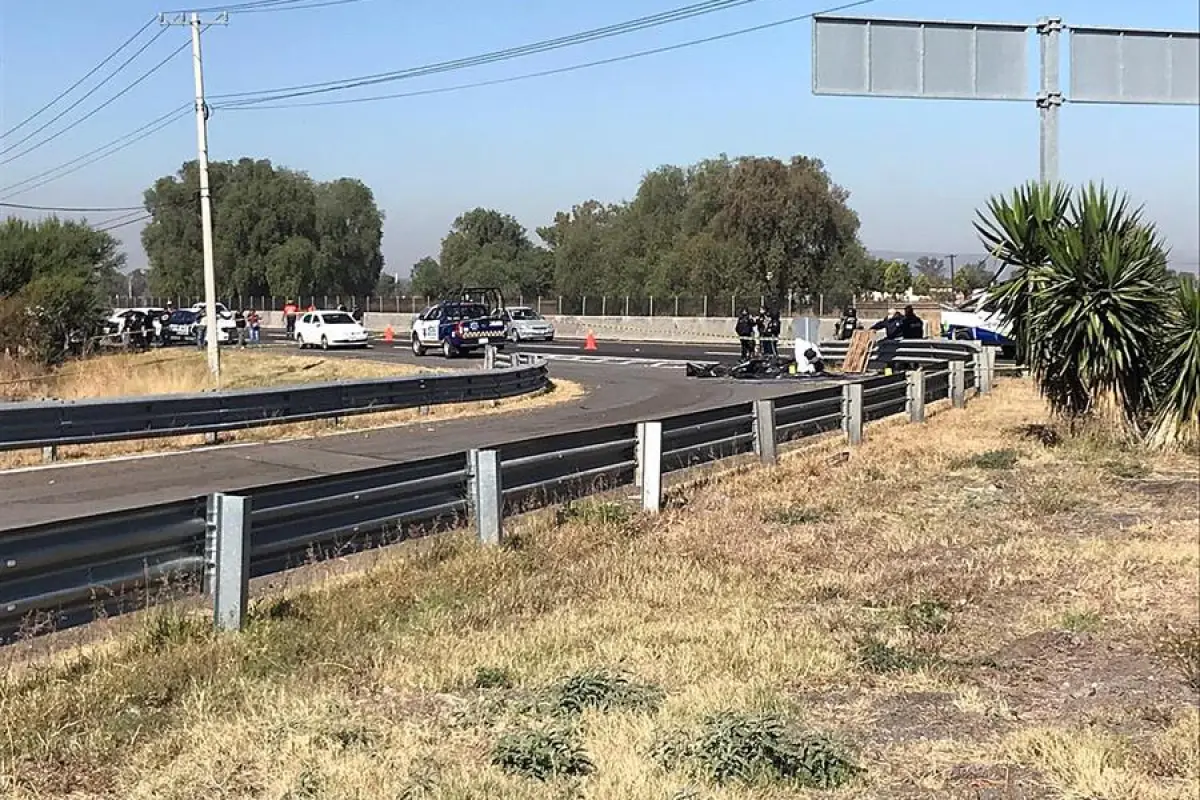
[410,256,450,298]
[435,208,550,298]
[952,260,993,296]
[912,273,933,297]
[976,181,1171,432]
[882,261,911,298]
[0,216,120,364]
[142,158,383,299]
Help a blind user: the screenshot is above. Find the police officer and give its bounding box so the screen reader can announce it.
[872,310,905,340]
[901,305,925,339]
[761,309,782,359]
[734,308,755,360]
[837,307,860,340]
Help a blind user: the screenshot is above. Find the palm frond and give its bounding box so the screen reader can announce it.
[1148,276,1200,448]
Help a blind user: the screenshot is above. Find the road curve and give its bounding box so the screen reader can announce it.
[0,346,830,531]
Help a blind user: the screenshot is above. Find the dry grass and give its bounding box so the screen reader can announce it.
[0,350,582,468]
[1,379,1197,798]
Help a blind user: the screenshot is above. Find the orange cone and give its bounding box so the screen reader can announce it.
[383,324,394,343]
[584,331,598,351]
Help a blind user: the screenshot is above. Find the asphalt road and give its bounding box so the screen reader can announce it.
[0,344,833,531]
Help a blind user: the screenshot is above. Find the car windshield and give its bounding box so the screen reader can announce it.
[509,309,541,320]
[444,303,489,321]
[320,312,356,325]
[169,310,197,323]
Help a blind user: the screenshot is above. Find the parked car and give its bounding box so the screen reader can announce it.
[159,308,200,344]
[410,300,507,358]
[102,307,164,344]
[189,301,233,320]
[502,306,555,342]
[294,310,369,349]
[193,310,240,344]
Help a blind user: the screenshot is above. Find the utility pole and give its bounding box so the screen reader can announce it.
[1036,17,1063,185]
[161,10,228,380]
[947,254,956,285]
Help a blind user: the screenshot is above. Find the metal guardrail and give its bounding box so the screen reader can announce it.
[820,337,981,368]
[0,365,992,641]
[0,359,549,453]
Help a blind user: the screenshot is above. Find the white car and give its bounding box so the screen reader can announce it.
[295,310,369,350]
[189,301,233,320]
[501,306,555,342]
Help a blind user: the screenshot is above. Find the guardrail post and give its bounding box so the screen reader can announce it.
[41,445,57,463]
[980,347,995,394]
[906,370,926,423]
[205,492,252,633]
[636,421,663,513]
[483,344,497,370]
[842,382,864,446]
[752,399,778,465]
[950,361,967,409]
[468,448,502,546]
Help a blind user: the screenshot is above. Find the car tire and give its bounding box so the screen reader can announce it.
[411,336,426,356]
[508,328,521,343]
[320,335,329,351]
[297,335,306,350]
[442,339,457,359]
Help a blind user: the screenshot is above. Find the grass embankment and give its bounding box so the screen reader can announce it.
[0,350,580,468]
[2,380,1197,798]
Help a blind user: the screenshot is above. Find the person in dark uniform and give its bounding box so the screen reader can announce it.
[762,309,782,359]
[900,305,925,339]
[735,309,755,360]
[837,307,860,340]
[872,310,905,340]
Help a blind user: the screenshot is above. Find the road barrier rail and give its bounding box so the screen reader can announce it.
[0,359,549,453]
[0,360,993,641]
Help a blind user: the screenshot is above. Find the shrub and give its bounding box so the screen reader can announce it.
[903,600,953,634]
[491,724,594,781]
[473,665,514,690]
[550,666,664,715]
[653,711,860,789]
[1149,277,1200,448]
[1159,625,1200,691]
[952,449,1020,470]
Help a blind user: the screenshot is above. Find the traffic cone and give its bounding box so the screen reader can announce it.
[383,324,394,343]
[584,331,598,351]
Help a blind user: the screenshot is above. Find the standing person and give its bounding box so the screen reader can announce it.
[872,310,905,340]
[351,302,363,325]
[837,307,860,340]
[247,309,261,344]
[762,309,782,359]
[734,309,755,360]
[900,305,925,339]
[283,299,298,337]
[234,308,248,349]
[195,312,207,349]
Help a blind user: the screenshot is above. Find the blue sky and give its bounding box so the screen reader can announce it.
[1,0,1197,277]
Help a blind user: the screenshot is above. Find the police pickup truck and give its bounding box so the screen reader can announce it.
[411,299,508,358]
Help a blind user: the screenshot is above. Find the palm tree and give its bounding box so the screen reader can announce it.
[1149,276,1200,448]
[975,182,1171,432]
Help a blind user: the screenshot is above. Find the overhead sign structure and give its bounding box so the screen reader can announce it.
[812,16,1029,101]
[812,15,1200,184]
[1070,26,1199,105]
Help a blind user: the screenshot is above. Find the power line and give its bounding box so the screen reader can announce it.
[0,201,145,213]
[0,26,170,159]
[95,212,153,233]
[219,0,876,111]
[1,17,158,140]
[239,0,373,12]
[0,106,191,198]
[166,0,366,13]
[0,35,190,168]
[212,0,763,106]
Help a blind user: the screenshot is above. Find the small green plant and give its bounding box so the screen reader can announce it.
[1014,423,1062,447]
[474,665,515,690]
[1159,625,1200,691]
[762,505,825,525]
[854,634,925,674]
[1059,609,1103,633]
[903,601,953,634]
[491,724,594,781]
[558,500,632,527]
[550,666,664,714]
[1101,458,1149,479]
[653,711,860,789]
[952,449,1020,470]
[133,607,211,654]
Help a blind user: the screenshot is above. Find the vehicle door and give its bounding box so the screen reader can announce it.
[418,306,442,343]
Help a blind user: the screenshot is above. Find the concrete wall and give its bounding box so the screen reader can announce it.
[261,310,843,344]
